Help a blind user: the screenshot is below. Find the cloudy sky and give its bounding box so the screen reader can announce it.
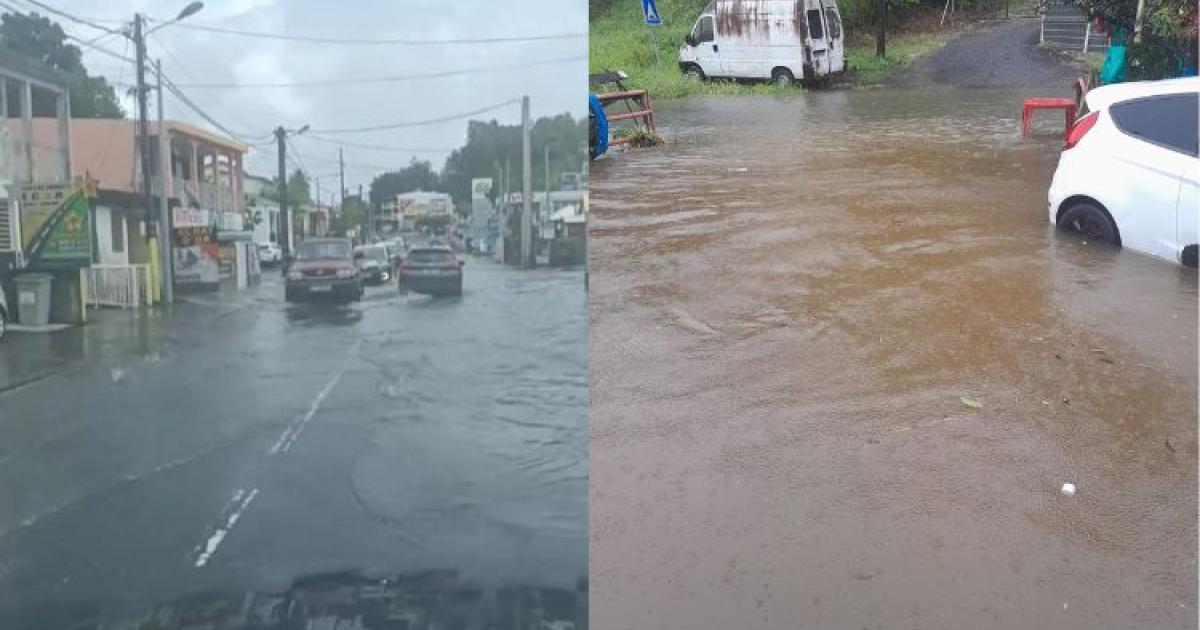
[34,0,586,202]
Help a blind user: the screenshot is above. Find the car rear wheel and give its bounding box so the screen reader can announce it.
[772,67,795,87]
[1058,201,1119,245]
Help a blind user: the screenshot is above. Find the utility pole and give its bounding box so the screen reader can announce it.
[875,0,887,58]
[133,14,153,231]
[275,126,288,258]
[155,59,173,303]
[339,148,346,210]
[520,95,532,268]
[544,145,551,238]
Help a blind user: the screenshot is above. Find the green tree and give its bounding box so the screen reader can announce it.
[0,11,124,118]
[331,197,369,236]
[262,169,311,208]
[368,158,442,208]
[441,114,586,207]
[1073,0,1196,78]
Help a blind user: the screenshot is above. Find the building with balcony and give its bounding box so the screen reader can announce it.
[32,117,251,294]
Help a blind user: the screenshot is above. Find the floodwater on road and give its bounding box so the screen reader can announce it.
[0,262,587,627]
[590,89,1197,630]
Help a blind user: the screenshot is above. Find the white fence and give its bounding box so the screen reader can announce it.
[85,264,152,308]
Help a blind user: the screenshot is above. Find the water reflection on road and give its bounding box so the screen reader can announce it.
[590,89,1197,630]
[0,261,587,628]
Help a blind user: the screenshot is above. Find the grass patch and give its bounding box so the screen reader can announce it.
[591,0,962,97]
[845,32,949,83]
[613,125,666,147]
[591,0,797,98]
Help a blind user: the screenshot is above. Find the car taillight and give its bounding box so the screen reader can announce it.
[1064,111,1099,150]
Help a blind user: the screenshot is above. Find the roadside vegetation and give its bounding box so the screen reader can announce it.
[590,0,1000,96]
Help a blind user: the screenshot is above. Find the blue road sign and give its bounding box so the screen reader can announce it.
[642,0,662,26]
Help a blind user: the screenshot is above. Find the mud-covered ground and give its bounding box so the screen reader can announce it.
[589,17,1195,630]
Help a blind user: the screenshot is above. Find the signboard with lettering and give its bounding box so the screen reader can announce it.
[18,181,95,268]
[471,178,493,200]
[172,207,218,286]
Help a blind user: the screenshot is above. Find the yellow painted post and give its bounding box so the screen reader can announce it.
[148,237,161,304]
[78,267,87,323]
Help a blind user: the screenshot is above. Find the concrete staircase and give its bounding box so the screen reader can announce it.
[1041,0,1108,53]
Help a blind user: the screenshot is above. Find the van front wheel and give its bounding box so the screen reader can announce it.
[684,65,705,82]
[771,68,795,87]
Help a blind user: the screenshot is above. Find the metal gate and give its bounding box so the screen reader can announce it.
[84,264,152,308]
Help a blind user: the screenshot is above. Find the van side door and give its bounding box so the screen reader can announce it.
[821,2,845,73]
[692,15,723,78]
[803,0,829,77]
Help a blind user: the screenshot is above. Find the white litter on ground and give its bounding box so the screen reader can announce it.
[1061,483,1076,497]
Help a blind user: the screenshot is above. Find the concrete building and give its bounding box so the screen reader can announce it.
[0,48,86,322]
[243,172,280,245]
[46,118,250,295]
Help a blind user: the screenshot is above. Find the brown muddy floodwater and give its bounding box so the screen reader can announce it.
[589,88,1197,630]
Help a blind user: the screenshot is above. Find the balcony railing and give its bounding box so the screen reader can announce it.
[146,177,241,213]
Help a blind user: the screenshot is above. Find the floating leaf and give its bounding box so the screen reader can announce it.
[960,396,983,410]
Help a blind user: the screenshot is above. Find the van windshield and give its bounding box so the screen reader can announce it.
[697,16,714,42]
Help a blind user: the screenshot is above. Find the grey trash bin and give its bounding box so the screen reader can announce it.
[14,273,52,326]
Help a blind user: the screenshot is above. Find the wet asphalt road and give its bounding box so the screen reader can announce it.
[589,86,1197,630]
[0,261,587,628]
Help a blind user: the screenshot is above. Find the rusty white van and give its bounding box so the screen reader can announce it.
[678,0,846,86]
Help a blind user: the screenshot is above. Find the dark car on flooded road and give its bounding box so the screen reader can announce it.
[397,245,464,296]
[354,244,392,285]
[285,238,363,304]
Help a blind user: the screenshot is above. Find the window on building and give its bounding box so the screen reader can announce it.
[111,212,125,253]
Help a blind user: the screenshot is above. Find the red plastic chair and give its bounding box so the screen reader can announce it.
[1021,97,1077,141]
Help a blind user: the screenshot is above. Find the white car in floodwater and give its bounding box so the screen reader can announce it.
[1048,77,1198,267]
[678,0,845,86]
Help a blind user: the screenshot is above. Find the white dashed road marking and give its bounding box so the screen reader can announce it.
[267,339,362,455]
[194,487,258,567]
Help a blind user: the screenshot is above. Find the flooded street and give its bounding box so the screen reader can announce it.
[0,263,587,627]
[589,88,1197,629]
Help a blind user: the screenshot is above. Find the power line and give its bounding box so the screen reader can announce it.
[284,134,310,176]
[148,20,586,46]
[12,0,120,36]
[288,151,414,174]
[299,133,453,154]
[86,37,131,168]
[161,72,264,142]
[0,0,134,62]
[149,31,268,144]
[170,55,587,88]
[310,98,520,134]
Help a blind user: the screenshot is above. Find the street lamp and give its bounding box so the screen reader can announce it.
[131,2,204,304]
[146,2,205,36]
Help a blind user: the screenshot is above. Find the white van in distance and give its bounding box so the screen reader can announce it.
[678,0,846,86]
